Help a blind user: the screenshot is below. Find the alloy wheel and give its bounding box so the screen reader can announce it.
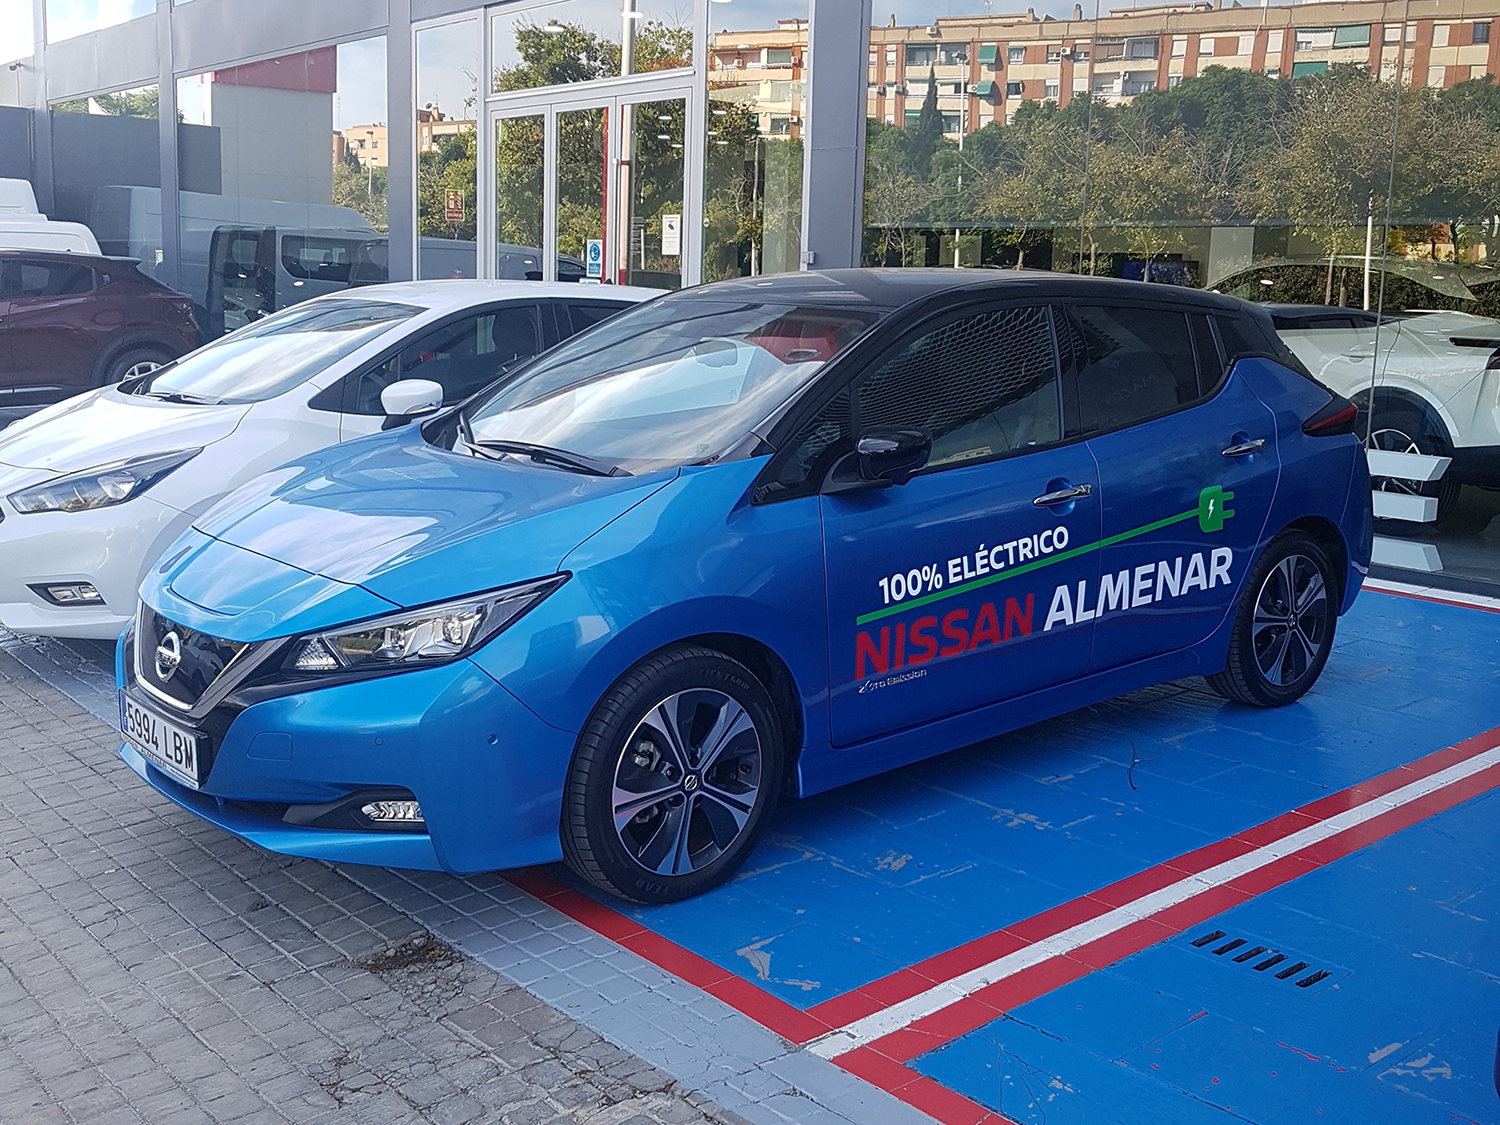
[1251,553,1328,687]
[122,360,163,381]
[610,689,763,877]
[1369,427,1428,497]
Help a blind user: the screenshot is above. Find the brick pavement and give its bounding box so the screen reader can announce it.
[0,646,752,1125]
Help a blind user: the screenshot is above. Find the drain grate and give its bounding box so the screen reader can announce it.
[1186,929,1332,989]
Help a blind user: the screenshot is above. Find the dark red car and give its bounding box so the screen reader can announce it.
[0,251,198,423]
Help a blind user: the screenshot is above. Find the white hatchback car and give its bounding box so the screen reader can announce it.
[0,280,656,638]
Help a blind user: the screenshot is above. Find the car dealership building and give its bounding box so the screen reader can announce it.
[3,0,1500,587]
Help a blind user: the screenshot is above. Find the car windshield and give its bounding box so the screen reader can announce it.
[136,299,418,405]
[463,299,882,474]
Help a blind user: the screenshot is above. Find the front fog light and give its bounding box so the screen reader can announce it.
[362,800,423,824]
[30,582,105,606]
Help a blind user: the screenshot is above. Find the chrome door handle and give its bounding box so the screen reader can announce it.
[1033,483,1093,506]
[1221,439,1266,457]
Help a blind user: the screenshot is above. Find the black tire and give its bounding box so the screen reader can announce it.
[99,345,174,387]
[1206,530,1337,708]
[1368,407,1460,529]
[561,646,784,904]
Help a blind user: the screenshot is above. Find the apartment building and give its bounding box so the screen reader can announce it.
[708,0,1500,137]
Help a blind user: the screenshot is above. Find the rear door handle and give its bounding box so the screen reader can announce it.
[1221,439,1266,457]
[1033,483,1093,506]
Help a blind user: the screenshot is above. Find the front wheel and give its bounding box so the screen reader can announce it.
[1206,531,1337,707]
[561,646,784,903]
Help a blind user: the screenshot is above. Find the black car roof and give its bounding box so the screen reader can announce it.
[677,268,1249,312]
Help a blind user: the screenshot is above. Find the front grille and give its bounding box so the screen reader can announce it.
[136,606,249,710]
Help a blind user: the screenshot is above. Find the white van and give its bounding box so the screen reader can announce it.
[0,218,103,255]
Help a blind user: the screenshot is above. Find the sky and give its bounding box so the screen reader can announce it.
[43,0,152,44]
[1,0,33,63]
[177,36,387,131]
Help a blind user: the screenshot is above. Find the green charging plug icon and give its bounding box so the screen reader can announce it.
[1198,485,1235,533]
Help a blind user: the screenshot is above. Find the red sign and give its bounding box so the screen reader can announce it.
[444,189,465,223]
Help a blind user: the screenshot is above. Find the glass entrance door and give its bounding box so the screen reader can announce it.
[486,84,691,287]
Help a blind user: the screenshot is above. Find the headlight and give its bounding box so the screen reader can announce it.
[9,448,201,514]
[283,574,569,676]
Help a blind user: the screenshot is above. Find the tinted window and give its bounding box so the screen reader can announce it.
[1189,314,1221,394]
[280,236,362,283]
[354,305,543,413]
[856,304,1060,469]
[1070,305,1199,435]
[567,301,631,333]
[4,260,94,300]
[1215,313,1271,362]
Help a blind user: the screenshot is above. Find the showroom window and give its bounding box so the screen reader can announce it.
[491,0,691,93]
[0,0,31,70]
[177,36,389,337]
[49,84,161,267]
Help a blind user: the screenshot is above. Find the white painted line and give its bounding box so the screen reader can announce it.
[806,743,1500,1059]
[1364,576,1500,612]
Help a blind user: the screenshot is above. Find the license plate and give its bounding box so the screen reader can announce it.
[120,692,203,789]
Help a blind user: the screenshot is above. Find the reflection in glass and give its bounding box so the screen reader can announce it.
[0,0,33,67]
[491,0,691,93]
[496,114,546,278]
[623,99,685,290]
[702,22,804,278]
[417,20,479,279]
[557,106,607,276]
[174,38,389,337]
[49,84,160,266]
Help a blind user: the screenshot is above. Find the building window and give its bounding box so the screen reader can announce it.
[1129,38,1159,59]
[1044,80,1059,99]
[1476,22,1493,44]
[1171,36,1187,57]
[1291,60,1328,77]
[1237,34,1254,55]
[1295,28,1334,51]
[1122,72,1156,95]
[1199,37,1214,56]
[1095,37,1125,61]
[1428,64,1445,86]
[769,116,791,135]
[767,47,794,67]
[907,43,937,66]
[1383,24,1402,43]
[1432,24,1451,48]
[1167,74,1183,88]
[1005,80,1024,96]
[1268,30,1284,52]
[940,111,961,133]
[1007,46,1025,64]
[1333,25,1371,48]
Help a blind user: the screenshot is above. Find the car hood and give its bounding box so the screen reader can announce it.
[190,426,679,613]
[0,387,249,474]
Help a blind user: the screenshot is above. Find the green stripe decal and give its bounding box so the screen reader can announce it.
[853,508,1200,626]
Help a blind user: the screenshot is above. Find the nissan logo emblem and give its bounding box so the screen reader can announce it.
[155,631,183,682]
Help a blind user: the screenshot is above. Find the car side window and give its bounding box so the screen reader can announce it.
[856,304,1061,470]
[1069,305,1199,435]
[351,305,544,414]
[5,259,94,300]
[567,301,631,333]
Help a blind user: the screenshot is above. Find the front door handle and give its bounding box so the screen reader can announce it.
[1221,439,1266,457]
[1033,483,1093,506]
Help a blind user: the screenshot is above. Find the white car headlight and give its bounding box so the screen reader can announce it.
[9,448,202,514]
[283,575,569,677]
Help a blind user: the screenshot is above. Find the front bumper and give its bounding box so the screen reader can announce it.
[0,494,193,638]
[118,644,578,875]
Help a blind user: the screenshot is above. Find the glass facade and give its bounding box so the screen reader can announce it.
[176,37,388,337]
[7,0,1500,592]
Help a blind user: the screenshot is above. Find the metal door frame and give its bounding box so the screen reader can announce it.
[483,74,699,285]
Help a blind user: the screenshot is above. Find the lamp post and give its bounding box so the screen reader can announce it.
[364,129,375,197]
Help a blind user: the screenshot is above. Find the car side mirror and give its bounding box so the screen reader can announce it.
[823,427,931,494]
[380,379,444,421]
[857,428,931,486]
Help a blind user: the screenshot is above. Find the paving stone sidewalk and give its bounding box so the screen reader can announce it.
[0,646,751,1125]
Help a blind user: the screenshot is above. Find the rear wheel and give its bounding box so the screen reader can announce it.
[561,646,783,903]
[1206,531,1337,707]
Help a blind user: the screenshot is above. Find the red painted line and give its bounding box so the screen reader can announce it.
[834,1047,1019,1125]
[1365,582,1500,615]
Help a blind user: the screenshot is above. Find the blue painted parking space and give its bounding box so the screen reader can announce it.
[557,585,1500,1123]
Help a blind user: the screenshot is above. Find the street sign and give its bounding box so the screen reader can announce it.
[585,238,604,279]
[661,213,681,257]
[444,189,465,223]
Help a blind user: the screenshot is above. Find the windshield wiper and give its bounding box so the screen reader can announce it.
[464,438,630,478]
[140,390,222,405]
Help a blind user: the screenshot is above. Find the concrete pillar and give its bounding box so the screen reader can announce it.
[386,0,415,282]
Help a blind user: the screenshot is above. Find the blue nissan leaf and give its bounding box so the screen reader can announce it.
[118,271,1373,903]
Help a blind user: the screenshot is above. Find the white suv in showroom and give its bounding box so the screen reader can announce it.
[1270,304,1500,523]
